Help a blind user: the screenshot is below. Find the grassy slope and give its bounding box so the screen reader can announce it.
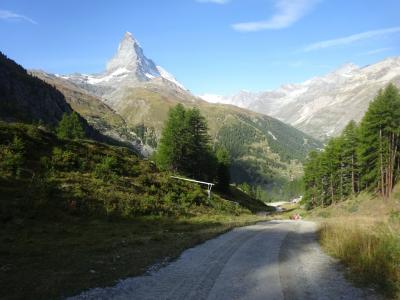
[0,122,271,300]
[306,187,400,298]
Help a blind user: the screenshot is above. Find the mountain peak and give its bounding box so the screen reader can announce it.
[106,32,147,73]
[62,32,185,90]
[124,31,133,37]
[333,63,359,75]
[121,31,137,45]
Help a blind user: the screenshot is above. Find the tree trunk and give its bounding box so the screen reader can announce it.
[330,175,334,205]
[351,154,355,194]
[379,128,386,199]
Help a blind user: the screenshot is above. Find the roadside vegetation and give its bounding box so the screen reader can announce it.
[0,109,270,299]
[310,188,400,298]
[301,84,400,298]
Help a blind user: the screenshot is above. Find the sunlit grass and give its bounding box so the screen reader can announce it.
[317,191,400,298]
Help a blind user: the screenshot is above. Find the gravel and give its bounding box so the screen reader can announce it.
[68,220,380,300]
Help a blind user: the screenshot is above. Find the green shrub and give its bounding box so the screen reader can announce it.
[94,156,119,181]
[0,136,25,177]
[51,147,79,171]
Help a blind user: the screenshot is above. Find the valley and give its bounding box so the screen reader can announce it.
[27,32,322,201]
[1,2,400,298]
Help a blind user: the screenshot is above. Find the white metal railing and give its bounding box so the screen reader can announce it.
[171,176,214,199]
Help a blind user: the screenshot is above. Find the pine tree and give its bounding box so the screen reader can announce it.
[303,150,322,208]
[215,147,231,192]
[156,104,188,172]
[56,112,85,140]
[341,120,359,195]
[184,107,213,179]
[358,84,400,198]
[156,105,215,181]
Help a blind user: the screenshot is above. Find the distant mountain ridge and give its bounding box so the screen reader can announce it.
[201,57,400,140]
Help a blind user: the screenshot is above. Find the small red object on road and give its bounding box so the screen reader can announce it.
[290,213,302,220]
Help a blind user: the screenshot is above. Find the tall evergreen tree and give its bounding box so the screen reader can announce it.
[156,104,188,172]
[358,84,400,198]
[341,120,359,194]
[215,147,231,192]
[303,150,322,208]
[156,105,215,181]
[184,107,213,179]
[56,112,85,140]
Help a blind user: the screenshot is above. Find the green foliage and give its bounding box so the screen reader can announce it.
[56,112,85,140]
[156,104,188,172]
[94,156,119,181]
[304,84,400,209]
[156,104,221,182]
[215,147,231,192]
[51,147,80,171]
[0,122,259,222]
[0,135,25,177]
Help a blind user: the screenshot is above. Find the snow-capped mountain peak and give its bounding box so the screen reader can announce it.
[61,32,185,90]
[106,32,159,81]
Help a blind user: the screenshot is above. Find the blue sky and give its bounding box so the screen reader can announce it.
[1,0,400,95]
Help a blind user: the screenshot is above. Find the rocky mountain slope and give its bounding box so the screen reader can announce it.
[25,32,322,198]
[201,57,400,140]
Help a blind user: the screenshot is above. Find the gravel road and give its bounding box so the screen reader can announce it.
[69,220,379,300]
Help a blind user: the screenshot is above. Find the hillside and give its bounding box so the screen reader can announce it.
[201,57,400,140]
[30,71,149,154]
[0,52,117,145]
[0,121,271,299]
[0,52,72,125]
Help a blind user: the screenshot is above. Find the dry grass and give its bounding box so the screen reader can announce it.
[315,187,400,298]
[320,218,400,297]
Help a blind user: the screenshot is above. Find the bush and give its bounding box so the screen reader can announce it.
[0,136,25,177]
[51,147,79,171]
[94,156,119,181]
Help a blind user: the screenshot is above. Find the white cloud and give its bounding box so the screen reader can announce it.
[0,9,37,24]
[359,47,393,56]
[232,0,319,32]
[304,27,400,52]
[196,0,230,4]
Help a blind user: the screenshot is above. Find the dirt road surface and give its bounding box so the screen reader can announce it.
[69,220,379,300]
